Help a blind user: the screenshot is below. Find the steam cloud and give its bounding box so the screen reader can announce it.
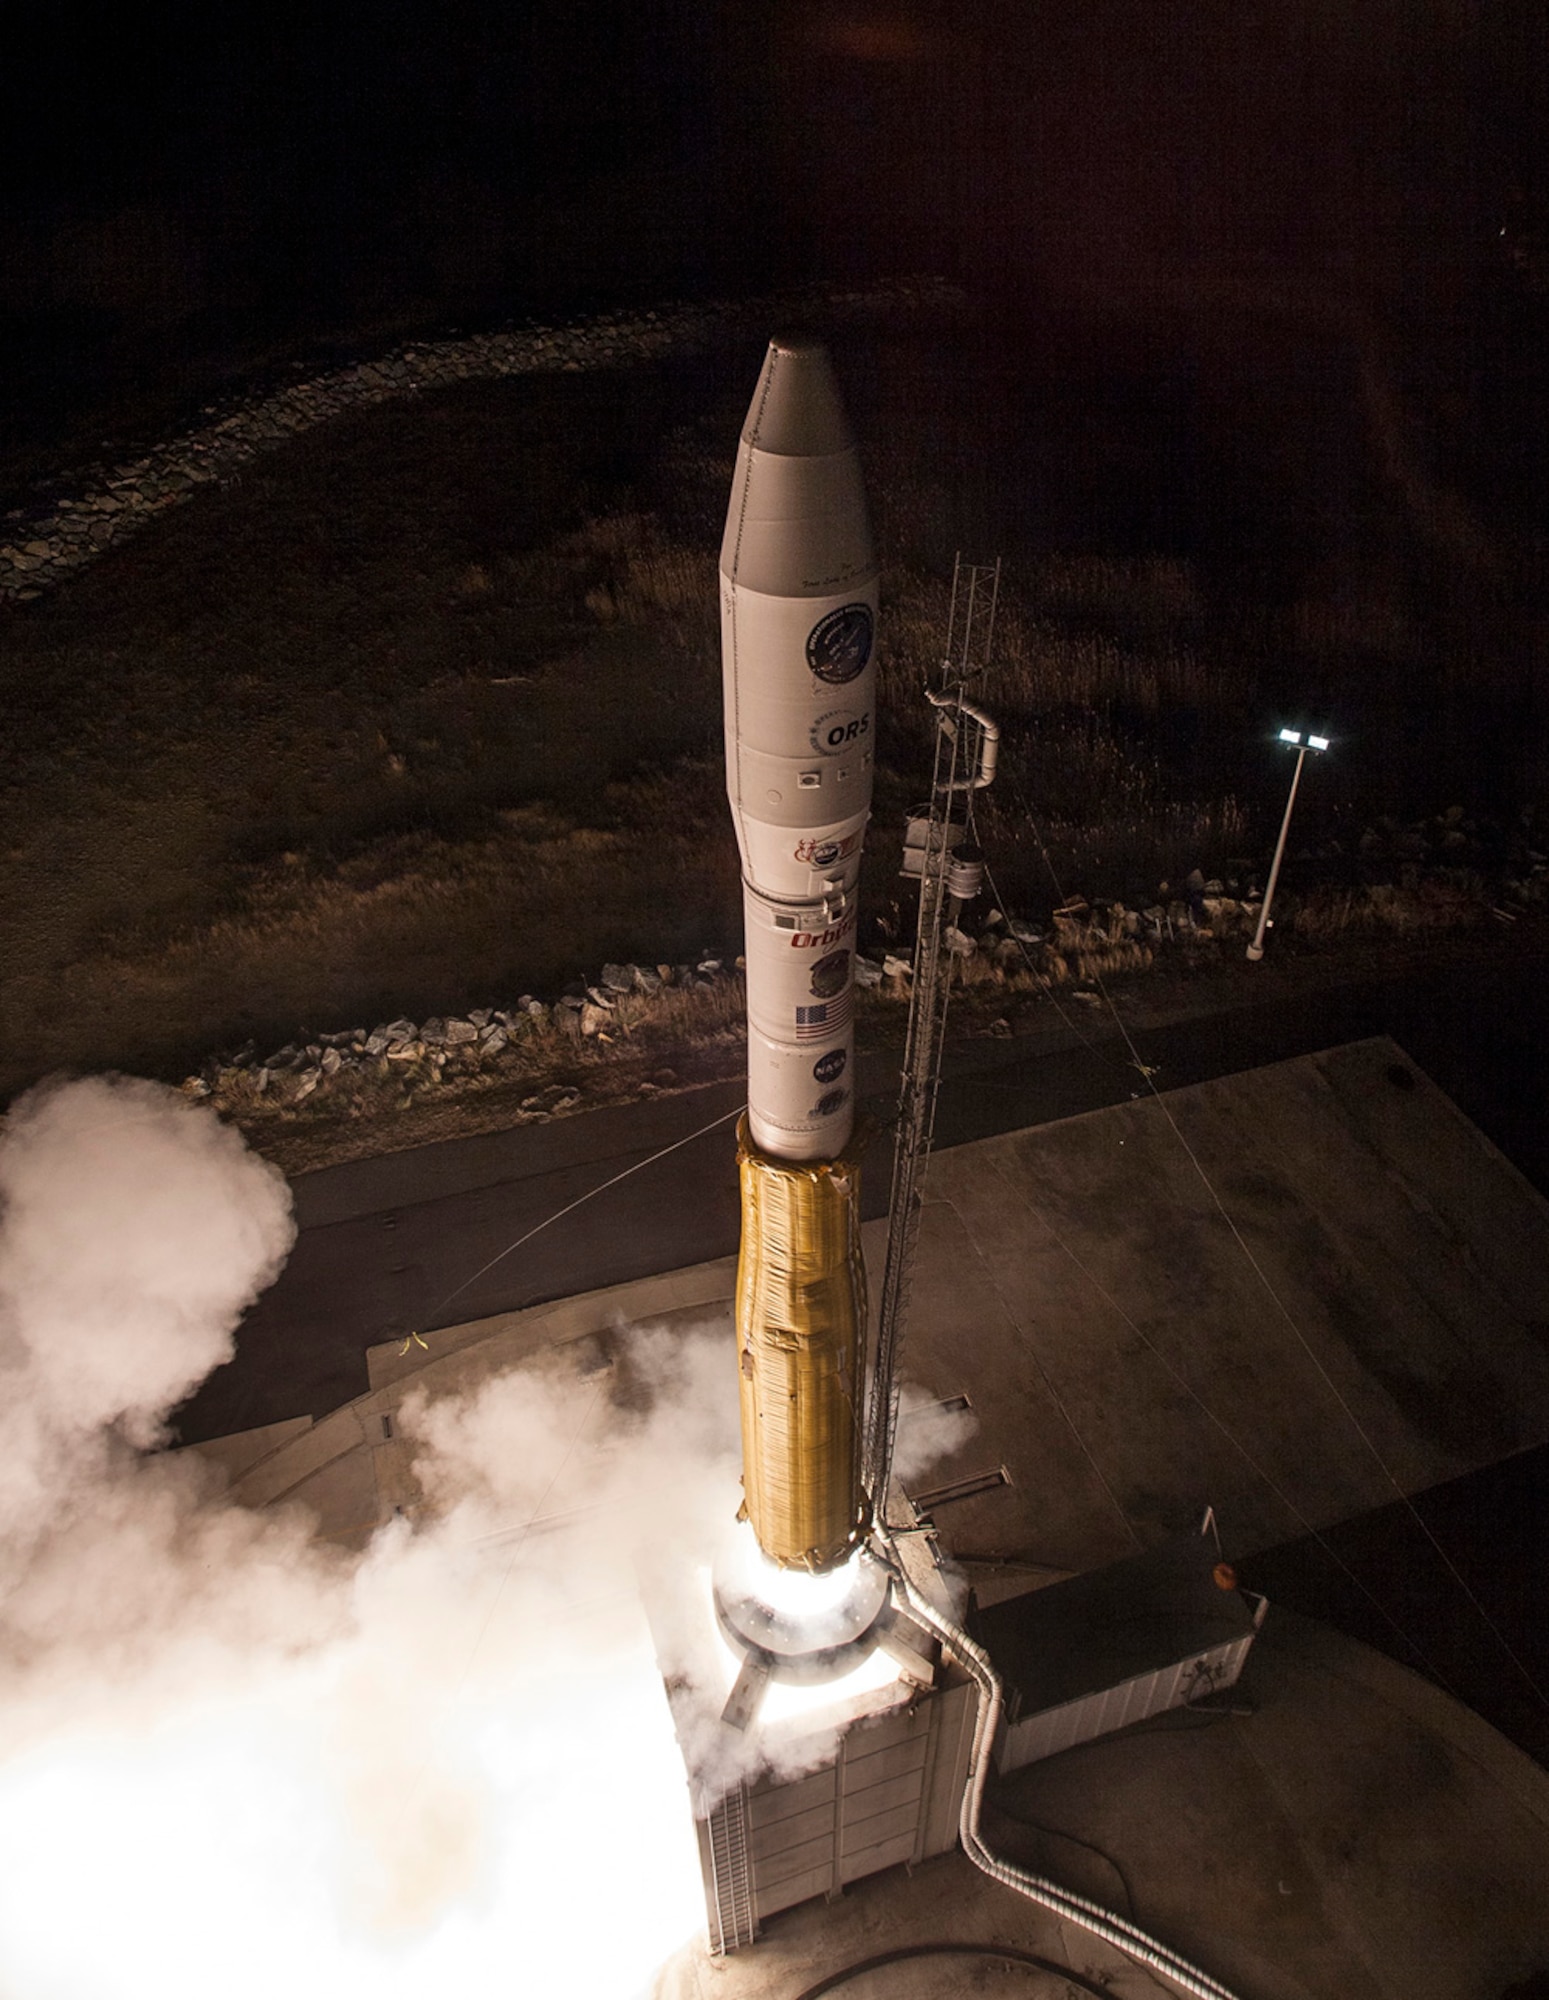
[0,1076,747,1998]
[0,1078,973,1998]
[892,1384,978,1486]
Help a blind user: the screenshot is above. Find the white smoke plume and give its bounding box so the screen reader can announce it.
[891,1381,979,1486]
[0,1078,985,1999]
[0,1077,750,1998]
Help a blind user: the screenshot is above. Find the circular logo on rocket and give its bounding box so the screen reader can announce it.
[810,709,871,757]
[812,1049,847,1084]
[806,604,874,686]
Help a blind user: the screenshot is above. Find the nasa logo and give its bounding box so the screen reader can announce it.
[813,1049,847,1084]
[806,604,874,686]
[809,709,872,757]
[814,1088,849,1120]
[809,949,850,999]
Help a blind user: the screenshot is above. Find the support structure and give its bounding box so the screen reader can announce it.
[863,557,1000,1522]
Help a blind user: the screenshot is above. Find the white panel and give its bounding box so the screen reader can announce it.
[753,1831,835,1890]
[750,1801,835,1862]
[720,338,877,1166]
[755,1863,833,1920]
[841,1799,923,1860]
[742,883,859,1159]
[748,1765,836,1826]
[847,1699,932,1756]
[840,1736,930,1793]
[835,1768,926,1825]
[839,1831,916,1884]
[919,1681,974,1860]
[998,1640,1261,1773]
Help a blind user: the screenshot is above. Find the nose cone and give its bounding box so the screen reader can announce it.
[741,338,856,458]
[721,339,873,598]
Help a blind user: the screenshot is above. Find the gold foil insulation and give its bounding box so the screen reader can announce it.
[735,1116,869,1571]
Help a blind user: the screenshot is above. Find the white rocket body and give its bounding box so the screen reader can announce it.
[721,340,878,1162]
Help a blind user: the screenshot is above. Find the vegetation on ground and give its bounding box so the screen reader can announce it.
[1,303,1543,1170]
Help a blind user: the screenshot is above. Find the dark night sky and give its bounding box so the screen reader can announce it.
[0,2,1544,469]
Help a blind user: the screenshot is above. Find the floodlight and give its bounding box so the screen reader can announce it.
[1249,725,1331,961]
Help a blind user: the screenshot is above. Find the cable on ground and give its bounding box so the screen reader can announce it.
[405,1098,746,1339]
[788,1940,1149,1998]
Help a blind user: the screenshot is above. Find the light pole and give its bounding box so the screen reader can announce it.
[1246,729,1330,962]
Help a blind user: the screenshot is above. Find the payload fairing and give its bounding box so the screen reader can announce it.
[720,340,877,1576]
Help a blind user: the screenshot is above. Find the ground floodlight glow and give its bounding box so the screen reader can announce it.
[1279,728,1302,744]
[1308,734,1330,750]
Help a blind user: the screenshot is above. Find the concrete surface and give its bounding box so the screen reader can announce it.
[172,944,1549,1446]
[896,1035,1549,1573]
[650,1605,1549,2000]
[184,1036,1549,1997]
[195,1040,1549,1573]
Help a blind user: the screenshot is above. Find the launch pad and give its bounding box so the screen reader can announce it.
[192,1035,1549,1995]
[713,1536,891,1693]
[649,1526,976,1954]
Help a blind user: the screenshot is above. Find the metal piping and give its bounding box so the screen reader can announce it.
[926,690,1000,790]
[879,1539,1248,2000]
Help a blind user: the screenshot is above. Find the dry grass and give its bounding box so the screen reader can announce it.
[1290,876,1494,941]
[881,567,1230,719]
[1,316,1534,1137]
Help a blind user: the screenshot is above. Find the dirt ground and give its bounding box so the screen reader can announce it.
[2,303,1543,1140]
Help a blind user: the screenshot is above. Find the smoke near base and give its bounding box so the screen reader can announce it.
[0,1076,749,1999]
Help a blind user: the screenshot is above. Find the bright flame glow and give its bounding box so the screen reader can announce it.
[704,1557,904,1733]
[0,1606,707,2000]
[759,1647,903,1728]
[723,1520,865,1617]
[0,1080,974,2000]
[0,1077,751,2000]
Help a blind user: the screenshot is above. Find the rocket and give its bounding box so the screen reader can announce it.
[721,339,877,1162]
[721,340,877,1575]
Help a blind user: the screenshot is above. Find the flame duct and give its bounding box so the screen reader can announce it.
[721,337,877,1572]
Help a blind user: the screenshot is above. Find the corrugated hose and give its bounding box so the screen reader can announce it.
[878,1535,1249,2000]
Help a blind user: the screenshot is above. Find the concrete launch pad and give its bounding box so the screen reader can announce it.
[646,1604,1549,2000]
[197,1036,1549,1573]
[188,1036,1549,1994]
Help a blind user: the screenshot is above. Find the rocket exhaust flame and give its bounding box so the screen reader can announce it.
[713,1523,889,1687]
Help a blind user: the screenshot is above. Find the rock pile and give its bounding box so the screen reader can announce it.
[182,955,739,1112]
[0,276,962,605]
[178,838,1546,1124]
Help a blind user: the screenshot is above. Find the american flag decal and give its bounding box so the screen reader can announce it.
[795,993,853,1040]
